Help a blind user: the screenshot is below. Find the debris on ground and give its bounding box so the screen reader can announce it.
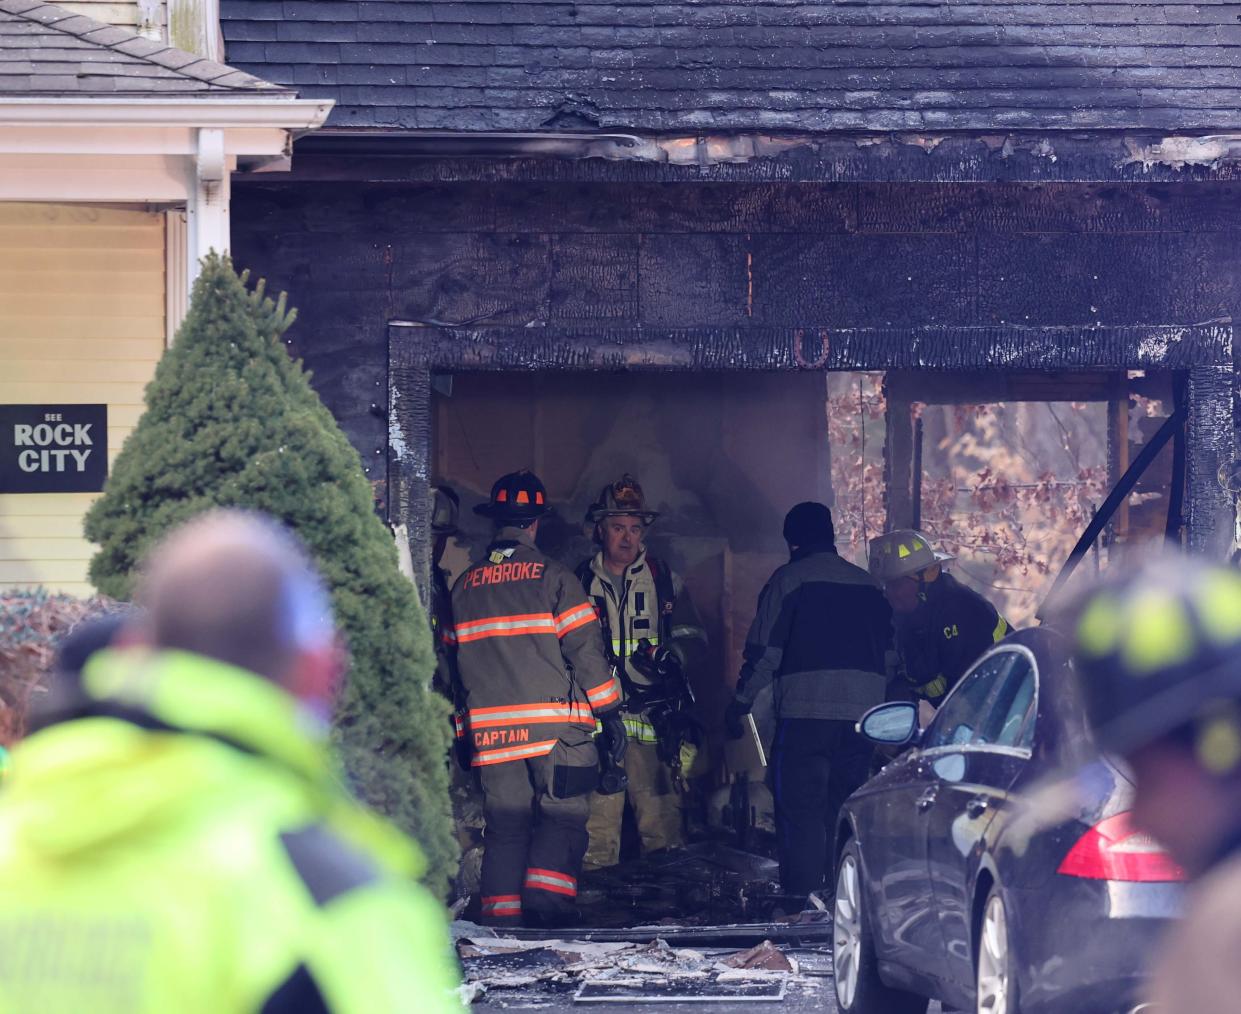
[454,925,826,1006]
[719,940,796,972]
[574,842,791,927]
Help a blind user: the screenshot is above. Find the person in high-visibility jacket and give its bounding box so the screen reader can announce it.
[449,470,625,928]
[869,529,1010,706]
[576,473,707,870]
[0,510,461,1013]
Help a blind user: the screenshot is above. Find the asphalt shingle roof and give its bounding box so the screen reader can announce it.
[219,0,1241,132]
[1,0,292,95]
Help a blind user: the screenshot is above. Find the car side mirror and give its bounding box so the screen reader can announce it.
[857,702,920,746]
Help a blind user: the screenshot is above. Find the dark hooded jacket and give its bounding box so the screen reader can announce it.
[735,545,894,722]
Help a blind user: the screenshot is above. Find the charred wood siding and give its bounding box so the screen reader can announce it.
[229,179,1239,555]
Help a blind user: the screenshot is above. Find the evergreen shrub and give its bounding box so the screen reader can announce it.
[84,255,456,894]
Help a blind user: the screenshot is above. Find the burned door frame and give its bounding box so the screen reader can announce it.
[387,321,1234,598]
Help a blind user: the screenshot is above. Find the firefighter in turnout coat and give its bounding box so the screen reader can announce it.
[869,529,1009,707]
[577,474,707,869]
[449,471,626,927]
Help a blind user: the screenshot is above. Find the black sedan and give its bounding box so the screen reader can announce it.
[832,627,1183,1014]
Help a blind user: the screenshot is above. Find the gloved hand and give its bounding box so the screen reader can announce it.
[724,697,751,740]
[599,712,628,767]
[632,639,683,684]
[674,741,701,793]
[450,712,472,772]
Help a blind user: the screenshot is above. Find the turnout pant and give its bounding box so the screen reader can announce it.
[772,718,873,902]
[477,754,591,926]
[583,739,684,869]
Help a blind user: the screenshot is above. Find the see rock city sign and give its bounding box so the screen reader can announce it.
[0,405,108,494]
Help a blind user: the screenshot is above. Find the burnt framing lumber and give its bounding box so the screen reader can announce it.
[388,322,1234,599]
[289,133,1241,186]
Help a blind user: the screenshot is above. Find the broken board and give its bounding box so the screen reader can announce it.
[723,713,767,773]
[574,978,787,1003]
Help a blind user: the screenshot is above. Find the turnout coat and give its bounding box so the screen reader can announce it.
[449,527,621,773]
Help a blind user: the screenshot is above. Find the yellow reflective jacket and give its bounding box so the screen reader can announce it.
[0,649,462,1014]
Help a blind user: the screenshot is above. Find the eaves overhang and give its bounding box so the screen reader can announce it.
[0,96,334,202]
[0,96,333,132]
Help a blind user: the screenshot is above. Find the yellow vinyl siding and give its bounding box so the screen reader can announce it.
[0,203,164,597]
[54,0,169,36]
[55,1,142,26]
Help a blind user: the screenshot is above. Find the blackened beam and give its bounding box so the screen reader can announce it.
[1187,366,1236,557]
[388,323,1231,372]
[1038,404,1186,621]
[1166,375,1189,543]
[284,132,1241,185]
[478,921,835,947]
[388,366,434,608]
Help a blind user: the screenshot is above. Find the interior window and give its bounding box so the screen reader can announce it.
[922,652,1016,750]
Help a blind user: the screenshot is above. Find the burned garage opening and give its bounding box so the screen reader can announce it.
[386,321,1232,928]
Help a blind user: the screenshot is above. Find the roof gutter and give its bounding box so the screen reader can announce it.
[0,97,333,132]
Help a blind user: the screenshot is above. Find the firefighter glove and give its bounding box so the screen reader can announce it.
[724,697,750,740]
[632,639,683,684]
[599,712,628,767]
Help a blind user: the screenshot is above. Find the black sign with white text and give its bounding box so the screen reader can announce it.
[0,405,108,494]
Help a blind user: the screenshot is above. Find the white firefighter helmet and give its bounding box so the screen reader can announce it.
[869,529,954,583]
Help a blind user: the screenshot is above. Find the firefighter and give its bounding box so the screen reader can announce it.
[429,484,460,699]
[0,511,461,1011]
[725,502,893,903]
[576,473,708,870]
[1072,555,1241,1013]
[449,470,625,928]
[869,529,1009,707]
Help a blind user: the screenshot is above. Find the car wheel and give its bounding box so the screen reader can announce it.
[833,839,929,1014]
[976,887,1020,1014]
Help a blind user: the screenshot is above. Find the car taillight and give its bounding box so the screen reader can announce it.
[1057,812,1186,882]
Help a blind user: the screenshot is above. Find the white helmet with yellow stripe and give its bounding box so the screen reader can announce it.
[868,529,954,583]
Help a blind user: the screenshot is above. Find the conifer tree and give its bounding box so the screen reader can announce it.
[84,255,456,895]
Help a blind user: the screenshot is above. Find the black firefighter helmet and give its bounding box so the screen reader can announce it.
[1073,554,1241,775]
[473,470,550,523]
[586,473,659,526]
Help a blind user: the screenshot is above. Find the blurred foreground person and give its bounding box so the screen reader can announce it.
[1073,555,1241,1014]
[870,529,1009,708]
[0,510,461,1013]
[725,502,893,904]
[449,471,623,927]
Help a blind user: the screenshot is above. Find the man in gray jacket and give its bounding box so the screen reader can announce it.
[726,503,894,903]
